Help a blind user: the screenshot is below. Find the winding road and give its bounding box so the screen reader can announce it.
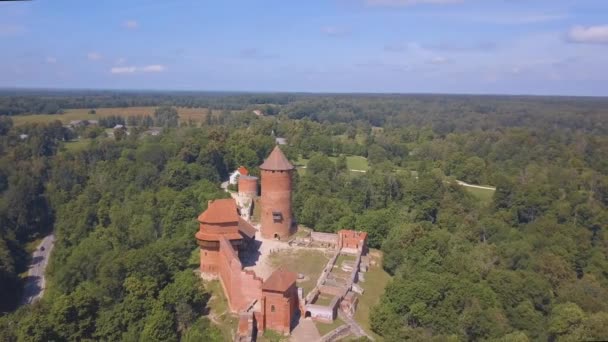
[21,233,55,305]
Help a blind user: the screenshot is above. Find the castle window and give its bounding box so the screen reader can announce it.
[271,305,275,312]
[272,211,282,222]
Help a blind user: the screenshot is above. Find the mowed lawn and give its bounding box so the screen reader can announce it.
[268,249,331,296]
[354,250,392,340]
[462,185,495,205]
[296,155,369,175]
[11,106,219,126]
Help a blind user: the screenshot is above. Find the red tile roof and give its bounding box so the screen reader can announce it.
[238,166,249,176]
[262,268,297,292]
[259,146,294,171]
[198,199,240,224]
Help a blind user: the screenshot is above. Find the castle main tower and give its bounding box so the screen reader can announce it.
[260,146,295,240]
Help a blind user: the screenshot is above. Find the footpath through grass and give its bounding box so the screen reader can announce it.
[315,316,345,337]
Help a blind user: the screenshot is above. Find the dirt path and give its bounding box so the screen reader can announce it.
[21,233,55,305]
[456,180,496,190]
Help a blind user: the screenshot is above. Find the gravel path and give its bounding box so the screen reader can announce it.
[21,233,55,305]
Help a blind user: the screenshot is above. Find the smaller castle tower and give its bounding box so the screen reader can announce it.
[260,269,298,335]
[260,146,295,240]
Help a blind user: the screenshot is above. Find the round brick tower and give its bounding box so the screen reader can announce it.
[260,146,295,240]
[238,175,258,198]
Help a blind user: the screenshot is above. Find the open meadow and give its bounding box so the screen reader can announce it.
[11,106,220,126]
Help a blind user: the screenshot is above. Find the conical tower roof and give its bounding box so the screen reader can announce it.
[260,146,294,171]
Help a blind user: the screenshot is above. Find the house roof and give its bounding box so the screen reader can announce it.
[238,217,257,239]
[197,199,240,224]
[238,166,249,176]
[259,146,294,171]
[262,268,297,292]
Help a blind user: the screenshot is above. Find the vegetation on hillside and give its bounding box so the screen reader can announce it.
[0,91,606,341]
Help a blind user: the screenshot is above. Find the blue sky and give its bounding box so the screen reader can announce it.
[1,0,607,95]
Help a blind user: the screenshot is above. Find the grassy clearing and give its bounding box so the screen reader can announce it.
[296,155,369,175]
[268,249,330,295]
[353,250,392,340]
[314,294,335,306]
[252,198,261,223]
[11,106,220,126]
[335,253,357,266]
[315,317,346,337]
[463,185,495,205]
[204,280,238,341]
[63,139,91,152]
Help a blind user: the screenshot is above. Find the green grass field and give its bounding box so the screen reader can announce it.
[63,139,91,152]
[11,106,220,126]
[313,294,335,306]
[315,317,345,337]
[269,249,330,296]
[204,280,238,341]
[353,250,392,340]
[296,155,369,175]
[462,185,495,205]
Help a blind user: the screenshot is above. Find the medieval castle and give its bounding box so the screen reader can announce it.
[195,146,369,340]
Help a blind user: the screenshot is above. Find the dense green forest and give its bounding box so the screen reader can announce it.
[0,91,606,341]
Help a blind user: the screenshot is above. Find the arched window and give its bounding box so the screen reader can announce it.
[271,305,275,312]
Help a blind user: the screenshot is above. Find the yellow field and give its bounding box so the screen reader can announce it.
[11,106,219,126]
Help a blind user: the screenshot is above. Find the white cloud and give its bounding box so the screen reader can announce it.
[567,25,608,44]
[111,66,136,74]
[429,56,449,64]
[366,0,462,6]
[46,57,57,64]
[141,64,166,72]
[321,26,351,37]
[123,20,139,29]
[116,57,127,65]
[110,64,166,74]
[87,52,102,61]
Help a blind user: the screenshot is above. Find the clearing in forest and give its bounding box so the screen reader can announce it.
[11,106,220,126]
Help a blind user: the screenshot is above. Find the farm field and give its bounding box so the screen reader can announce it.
[10,106,221,126]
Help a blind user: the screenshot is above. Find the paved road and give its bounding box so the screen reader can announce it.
[21,233,55,305]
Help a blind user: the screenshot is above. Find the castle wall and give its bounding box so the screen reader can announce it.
[217,237,263,313]
[260,169,293,239]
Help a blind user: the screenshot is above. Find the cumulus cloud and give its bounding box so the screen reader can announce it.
[366,0,462,6]
[87,52,102,61]
[123,20,139,29]
[567,25,608,44]
[110,64,166,74]
[141,64,166,72]
[321,26,351,37]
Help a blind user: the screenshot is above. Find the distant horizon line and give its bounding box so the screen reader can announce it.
[0,86,606,99]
